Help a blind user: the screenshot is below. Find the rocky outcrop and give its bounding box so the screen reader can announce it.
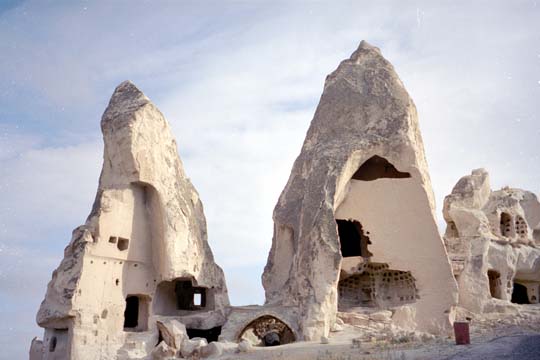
[32,81,229,360]
[262,41,458,341]
[444,169,540,313]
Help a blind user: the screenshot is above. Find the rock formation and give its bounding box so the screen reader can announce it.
[29,81,229,360]
[29,41,497,359]
[262,41,458,341]
[444,169,540,313]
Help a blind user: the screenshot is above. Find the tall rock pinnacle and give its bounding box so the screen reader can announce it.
[32,81,229,359]
[262,41,458,340]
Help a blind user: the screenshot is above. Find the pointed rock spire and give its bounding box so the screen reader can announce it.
[263,41,457,340]
[34,81,229,359]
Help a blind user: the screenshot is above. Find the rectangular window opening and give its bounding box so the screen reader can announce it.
[124,295,148,332]
[118,237,129,251]
[194,293,202,306]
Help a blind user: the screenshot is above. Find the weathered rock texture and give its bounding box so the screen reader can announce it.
[444,169,540,313]
[262,41,458,341]
[30,81,229,360]
[219,305,299,346]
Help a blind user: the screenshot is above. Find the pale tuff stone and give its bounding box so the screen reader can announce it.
[29,338,43,360]
[444,169,540,313]
[369,310,392,323]
[338,312,370,327]
[237,339,253,353]
[32,81,229,360]
[156,319,187,350]
[181,337,208,358]
[262,40,457,341]
[330,322,344,332]
[150,341,176,360]
[392,306,417,332]
[200,342,224,358]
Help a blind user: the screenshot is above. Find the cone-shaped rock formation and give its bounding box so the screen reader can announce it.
[262,41,458,340]
[32,81,229,360]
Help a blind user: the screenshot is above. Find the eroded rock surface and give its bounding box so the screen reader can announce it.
[444,168,540,313]
[32,81,229,360]
[262,41,458,341]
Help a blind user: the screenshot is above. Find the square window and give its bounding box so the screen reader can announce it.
[118,238,129,251]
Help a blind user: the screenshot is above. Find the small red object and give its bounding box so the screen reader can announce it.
[453,321,470,345]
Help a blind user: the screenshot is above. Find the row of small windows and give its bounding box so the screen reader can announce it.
[500,213,528,238]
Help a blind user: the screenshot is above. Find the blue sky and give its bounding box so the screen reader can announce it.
[1,1,540,358]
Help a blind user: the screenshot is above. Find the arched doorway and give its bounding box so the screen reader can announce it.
[237,315,295,347]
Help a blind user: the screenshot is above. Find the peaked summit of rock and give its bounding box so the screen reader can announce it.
[349,40,382,59]
[263,42,457,340]
[100,80,152,128]
[32,81,229,360]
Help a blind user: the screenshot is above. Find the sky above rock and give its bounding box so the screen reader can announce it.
[1,1,539,358]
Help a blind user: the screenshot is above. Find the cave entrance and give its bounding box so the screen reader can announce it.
[186,326,222,343]
[124,295,149,331]
[336,219,372,258]
[511,282,530,304]
[124,296,139,329]
[488,270,502,299]
[237,315,295,347]
[352,155,411,181]
[153,278,213,315]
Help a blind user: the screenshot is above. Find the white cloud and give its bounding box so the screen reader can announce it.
[1,1,540,358]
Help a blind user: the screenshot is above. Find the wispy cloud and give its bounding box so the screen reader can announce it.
[1,1,539,358]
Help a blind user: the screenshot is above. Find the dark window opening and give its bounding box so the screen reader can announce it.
[175,280,207,310]
[153,279,214,315]
[124,296,139,329]
[488,270,502,299]
[336,220,372,258]
[109,236,117,244]
[445,221,459,238]
[511,283,530,304]
[352,155,411,181]
[49,337,57,352]
[118,237,129,251]
[500,212,512,237]
[186,326,221,343]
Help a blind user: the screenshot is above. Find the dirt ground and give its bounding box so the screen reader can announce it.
[219,304,540,360]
